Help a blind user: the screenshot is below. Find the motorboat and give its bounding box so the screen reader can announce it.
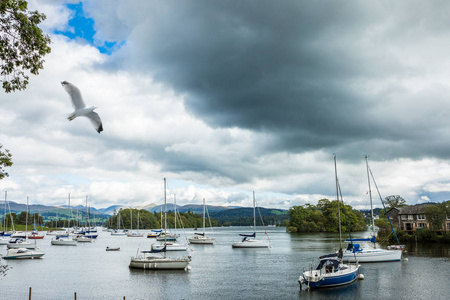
[2,248,45,260]
[106,247,120,251]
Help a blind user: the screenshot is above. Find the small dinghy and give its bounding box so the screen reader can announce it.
[106,247,120,251]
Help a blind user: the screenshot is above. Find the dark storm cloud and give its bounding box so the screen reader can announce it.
[93,0,450,163]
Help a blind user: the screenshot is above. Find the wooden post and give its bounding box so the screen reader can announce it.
[74,292,77,300]
[29,287,32,300]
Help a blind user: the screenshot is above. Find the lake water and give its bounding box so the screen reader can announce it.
[1,227,449,299]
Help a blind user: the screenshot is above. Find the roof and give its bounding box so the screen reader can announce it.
[398,203,436,215]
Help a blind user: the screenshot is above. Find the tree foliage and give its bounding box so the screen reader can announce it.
[384,195,407,210]
[0,143,13,179]
[0,0,51,92]
[425,202,449,231]
[288,199,367,233]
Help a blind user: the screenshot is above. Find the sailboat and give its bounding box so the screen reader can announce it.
[129,178,191,270]
[7,197,37,250]
[189,198,215,244]
[111,211,126,236]
[151,193,188,251]
[127,209,144,237]
[232,192,270,248]
[341,156,402,263]
[299,155,360,289]
[51,194,77,246]
[0,192,12,245]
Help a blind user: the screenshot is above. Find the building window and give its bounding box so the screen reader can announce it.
[401,215,407,220]
[417,214,426,220]
[408,215,413,220]
[417,223,427,228]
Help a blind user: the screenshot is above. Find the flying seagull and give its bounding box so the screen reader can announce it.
[61,81,103,133]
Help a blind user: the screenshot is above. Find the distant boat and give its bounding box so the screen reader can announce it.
[106,246,120,251]
[127,210,144,237]
[51,236,77,246]
[232,192,270,248]
[189,198,215,245]
[129,178,191,270]
[147,229,162,238]
[111,213,126,236]
[7,238,36,249]
[299,155,360,289]
[75,235,93,243]
[342,156,402,263]
[2,248,44,260]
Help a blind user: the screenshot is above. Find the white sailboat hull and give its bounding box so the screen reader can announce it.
[342,248,402,262]
[7,241,36,249]
[232,239,269,248]
[129,256,190,270]
[51,238,77,246]
[189,236,215,244]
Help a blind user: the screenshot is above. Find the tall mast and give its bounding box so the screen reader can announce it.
[164,177,167,256]
[365,155,376,245]
[174,194,177,234]
[164,178,167,235]
[334,154,342,250]
[202,198,206,234]
[25,197,29,240]
[68,193,70,233]
[253,191,256,232]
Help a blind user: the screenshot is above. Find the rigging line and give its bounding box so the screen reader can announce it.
[368,166,402,246]
[255,198,271,244]
[205,205,214,233]
[337,181,358,262]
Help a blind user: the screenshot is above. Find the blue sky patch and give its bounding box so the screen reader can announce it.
[55,2,122,55]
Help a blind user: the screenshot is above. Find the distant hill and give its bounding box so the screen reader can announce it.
[0,201,289,226]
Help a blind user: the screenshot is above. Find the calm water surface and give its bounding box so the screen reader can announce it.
[1,227,449,299]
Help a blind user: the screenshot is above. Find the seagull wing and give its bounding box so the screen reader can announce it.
[86,111,103,134]
[61,81,86,110]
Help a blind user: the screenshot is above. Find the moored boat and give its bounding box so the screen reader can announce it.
[2,248,44,260]
[51,237,77,246]
[342,156,403,263]
[232,192,270,249]
[299,258,360,289]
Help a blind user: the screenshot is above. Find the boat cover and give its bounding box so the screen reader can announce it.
[345,236,376,244]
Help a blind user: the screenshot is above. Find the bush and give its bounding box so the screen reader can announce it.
[287,226,297,233]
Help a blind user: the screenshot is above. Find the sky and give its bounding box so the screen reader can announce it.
[2,0,450,210]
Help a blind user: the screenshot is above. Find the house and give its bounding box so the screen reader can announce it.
[396,203,450,233]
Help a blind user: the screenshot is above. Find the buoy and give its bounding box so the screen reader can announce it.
[187,266,191,270]
[358,274,365,280]
[403,258,408,262]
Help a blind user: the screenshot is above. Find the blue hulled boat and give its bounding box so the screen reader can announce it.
[299,258,359,289]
